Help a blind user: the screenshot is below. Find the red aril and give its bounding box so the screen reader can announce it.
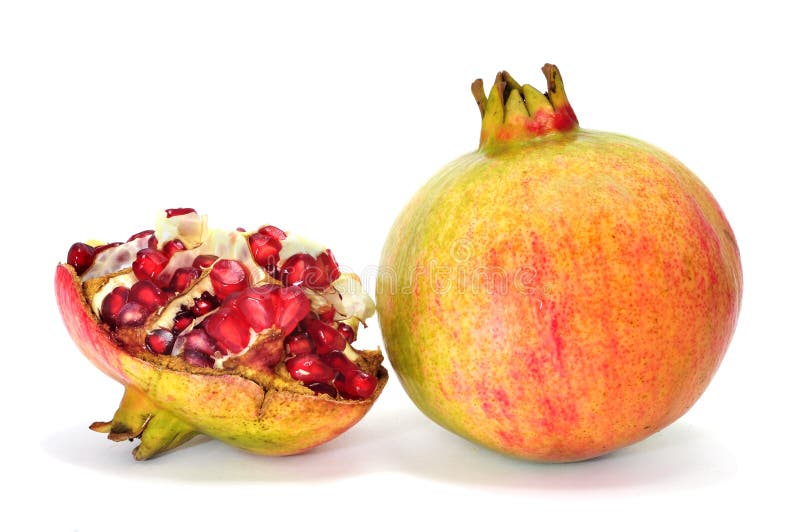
[116,302,149,327]
[337,370,378,400]
[285,354,336,384]
[128,229,157,248]
[182,328,218,358]
[172,309,195,334]
[249,233,281,268]
[235,285,279,332]
[277,287,311,333]
[337,323,355,344]
[67,243,95,275]
[203,306,251,354]
[316,250,340,286]
[285,332,314,355]
[321,350,359,374]
[166,208,196,218]
[210,259,247,299]
[129,280,167,311]
[280,253,316,287]
[258,225,286,241]
[318,307,336,323]
[304,319,346,354]
[100,286,129,326]
[192,291,219,317]
[169,267,201,293]
[145,329,175,355]
[192,255,218,269]
[280,251,339,290]
[132,248,169,282]
[162,239,186,258]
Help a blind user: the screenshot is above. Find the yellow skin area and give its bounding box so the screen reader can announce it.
[377,130,742,462]
[55,264,385,459]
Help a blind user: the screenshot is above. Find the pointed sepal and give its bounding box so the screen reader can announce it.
[472,64,579,149]
[90,386,198,460]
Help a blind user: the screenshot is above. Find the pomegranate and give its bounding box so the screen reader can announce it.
[56,208,386,460]
[376,65,742,462]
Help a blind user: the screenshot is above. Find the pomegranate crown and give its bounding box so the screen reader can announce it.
[471,63,579,149]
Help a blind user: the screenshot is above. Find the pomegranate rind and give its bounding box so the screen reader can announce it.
[55,263,387,458]
[118,354,387,455]
[56,264,132,384]
[377,130,742,463]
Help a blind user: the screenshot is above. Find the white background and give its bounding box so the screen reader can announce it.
[1,1,798,530]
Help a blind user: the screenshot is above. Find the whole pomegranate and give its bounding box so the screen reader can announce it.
[56,208,386,460]
[377,65,742,462]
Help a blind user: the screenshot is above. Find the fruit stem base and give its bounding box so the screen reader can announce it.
[90,385,198,460]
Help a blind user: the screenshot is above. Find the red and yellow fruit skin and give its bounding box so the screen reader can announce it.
[377,129,742,462]
[55,264,386,459]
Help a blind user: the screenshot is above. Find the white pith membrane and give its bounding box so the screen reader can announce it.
[77,209,378,398]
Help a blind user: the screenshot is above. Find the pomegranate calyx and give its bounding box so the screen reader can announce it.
[471,63,578,149]
[90,386,198,460]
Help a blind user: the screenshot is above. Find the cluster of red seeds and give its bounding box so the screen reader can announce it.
[282,318,375,399]
[66,208,377,400]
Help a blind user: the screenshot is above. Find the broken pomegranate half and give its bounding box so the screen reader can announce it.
[56,208,387,460]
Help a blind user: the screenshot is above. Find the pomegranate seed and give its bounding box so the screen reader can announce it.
[235,285,279,332]
[162,239,186,258]
[172,309,195,333]
[285,332,314,355]
[128,229,152,241]
[321,350,359,374]
[192,254,218,269]
[183,328,218,357]
[337,369,377,399]
[281,251,338,289]
[277,287,311,333]
[248,233,282,268]
[192,291,219,317]
[183,351,214,368]
[145,329,175,355]
[280,253,317,287]
[210,259,247,299]
[304,318,346,354]
[128,280,167,311]
[165,207,196,218]
[94,242,122,255]
[337,323,355,344]
[132,248,169,282]
[67,242,95,275]
[316,250,341,285]
[308,382,337,398]
[319,307,336,322]
[258,225,287,240]
[236,227,247,232]
[169,267,201,293]
[203,306,251,354]
[116,302,150,327]
[285,354,336,384]
[100,286,129,326]
[127,229,157,248]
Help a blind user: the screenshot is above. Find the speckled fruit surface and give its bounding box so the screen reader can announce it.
[376,65,742,462]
